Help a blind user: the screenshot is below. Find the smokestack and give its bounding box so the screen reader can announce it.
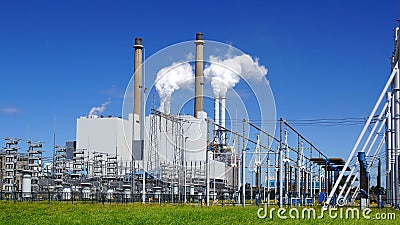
[159,101,165,113]
[214,96,220,131]
[220,94,226,145]
[165,96,171,115]
[194,32,205,118]
[214,95,220,144]
[133,37,143,139]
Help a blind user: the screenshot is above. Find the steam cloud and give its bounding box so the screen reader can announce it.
[89,98,111,116]
[204,54,268,97]
[155,62,194,112]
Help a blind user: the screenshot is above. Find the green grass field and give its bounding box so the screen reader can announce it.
[0,201,399,224]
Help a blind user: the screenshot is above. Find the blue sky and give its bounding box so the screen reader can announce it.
[0,0,398,160]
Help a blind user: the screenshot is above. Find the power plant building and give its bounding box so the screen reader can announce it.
[76,115,133,162]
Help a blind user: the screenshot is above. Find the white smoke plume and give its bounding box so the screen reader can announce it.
[155,62,194,112]
[204,54,268,97]
[89,98,111,116]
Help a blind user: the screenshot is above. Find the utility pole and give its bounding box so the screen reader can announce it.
[378,158,382,209]
[279,118,283,206]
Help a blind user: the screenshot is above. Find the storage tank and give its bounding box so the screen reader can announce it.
[62,187,72,200]
[82,187,91,199]
[174,186,179,195]
[106,189,114,200]
[22,174,32,198]
[190,186,195,196]
[123,189,132,199]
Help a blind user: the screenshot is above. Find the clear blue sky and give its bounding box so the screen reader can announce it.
[0,0,398,159]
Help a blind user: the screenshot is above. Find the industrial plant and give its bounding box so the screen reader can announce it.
[1,28,400,211]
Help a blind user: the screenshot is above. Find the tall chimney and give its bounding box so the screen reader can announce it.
[133,38,143,139]
[214,96,220,131]
[220,94,226,145]
[165,96,171,115]
[194,32,205,118]
[159,101,165,113]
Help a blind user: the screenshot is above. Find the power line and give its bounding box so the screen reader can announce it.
[228,117,368,127]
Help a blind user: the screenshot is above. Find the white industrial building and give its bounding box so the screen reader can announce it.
[76,115,133,162]
[144,111,233,182]
[144,113,207,165]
